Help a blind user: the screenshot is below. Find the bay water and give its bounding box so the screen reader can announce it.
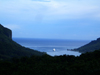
[13,38,90,56]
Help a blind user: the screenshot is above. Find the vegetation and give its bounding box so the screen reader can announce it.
[0,24,45,60]
[0,50,100,75]
[0,24,12,39]
[0,24,100,75]
[74,38,100,53]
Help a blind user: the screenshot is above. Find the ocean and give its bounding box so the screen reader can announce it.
[13,38,90,56]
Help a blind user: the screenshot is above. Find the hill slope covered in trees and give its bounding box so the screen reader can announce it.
[0,50,100,75]
[0,24,100,75]
[0,24,45,60]
[74,38,100,53]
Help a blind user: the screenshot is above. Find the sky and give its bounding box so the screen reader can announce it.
[0,0,100,40]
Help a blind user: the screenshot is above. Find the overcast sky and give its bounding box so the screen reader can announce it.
[0,0,100,40]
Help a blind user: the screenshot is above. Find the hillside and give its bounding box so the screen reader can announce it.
[0,24,45,60]
[74,38,100,53]
[0,50,100,75]
[1,25,100,75]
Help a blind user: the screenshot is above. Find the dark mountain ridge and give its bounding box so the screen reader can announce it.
[74,37,100,53]
[0,24,12,37]
[0,24,45,60]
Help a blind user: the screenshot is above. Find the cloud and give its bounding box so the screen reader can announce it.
[0,0,100,22]
[45,0,100,20]
[0,0,100,40]
[4,25,20,30]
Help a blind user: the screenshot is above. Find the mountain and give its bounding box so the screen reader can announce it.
[0,24,12,39]
[74,38,100,53]
[0,24,45,60]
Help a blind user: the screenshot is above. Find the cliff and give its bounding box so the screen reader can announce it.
[74,38,100,53]
[0,24,45,60]
[0,24,12,39]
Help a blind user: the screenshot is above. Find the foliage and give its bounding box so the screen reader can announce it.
[75,38,100,53]
[0,24,45,60]
[0,24,100,75]
[0,50,100,75]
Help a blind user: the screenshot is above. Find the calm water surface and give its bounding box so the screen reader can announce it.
[13,38,90,56]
